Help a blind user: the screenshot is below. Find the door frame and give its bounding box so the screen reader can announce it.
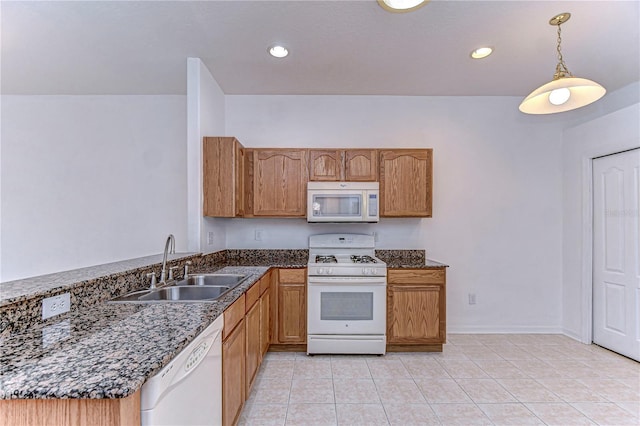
[580,147,639,344]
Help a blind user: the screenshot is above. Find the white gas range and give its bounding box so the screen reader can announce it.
[307,234,387,355]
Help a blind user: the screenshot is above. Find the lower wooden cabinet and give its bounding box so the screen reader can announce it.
[386,268,446,351]
[222,313,245,426]
[0,392,140,426]
[260,287,271,357]
[224,271,274,426]
[275,269,307,345]
[245,297,261,394]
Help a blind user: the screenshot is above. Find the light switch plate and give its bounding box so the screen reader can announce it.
[42,293,71,320]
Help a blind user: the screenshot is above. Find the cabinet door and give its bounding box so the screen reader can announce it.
[309,150,342,181]
[252,149,308,216]
[277,269,307,344]
[278,284,306,343]
[245,300,261,395]
[222,319,245,426]
[344,149,378,181]
[260,290,271,356]
[379,149,432,217]
[203,137,244,217]
[387,285,441,343]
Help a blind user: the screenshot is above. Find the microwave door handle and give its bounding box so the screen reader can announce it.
[362,192,367,221]
[364,190,372,221]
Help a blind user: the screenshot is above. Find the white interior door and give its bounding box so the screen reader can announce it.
[592,148,640,361]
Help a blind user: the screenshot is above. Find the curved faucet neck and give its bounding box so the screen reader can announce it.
[160,234,175,283]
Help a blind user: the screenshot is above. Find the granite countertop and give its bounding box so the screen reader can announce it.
[386,259,449,269]
[0,252,447,401]
[0,266,268,399]
[0,253,200,307]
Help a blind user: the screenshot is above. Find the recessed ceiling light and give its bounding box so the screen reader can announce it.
[378,0,429,13]
[471,47,493,59]
[269,45,289,58]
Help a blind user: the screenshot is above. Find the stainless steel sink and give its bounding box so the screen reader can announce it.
[176,273,246,287]
[138,285,231,301]
[108,273,248,303]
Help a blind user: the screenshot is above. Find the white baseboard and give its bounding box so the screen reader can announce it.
[447,325,563,334]
[562,327,589,343]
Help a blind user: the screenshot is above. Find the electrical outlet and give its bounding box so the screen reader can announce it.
[207,231,215,245]
[255,229,263,241]
[468,293,477,305]
[372,231,379,242]
[42,293,71,320]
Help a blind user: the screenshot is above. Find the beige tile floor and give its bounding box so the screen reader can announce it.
[239,334,640,425]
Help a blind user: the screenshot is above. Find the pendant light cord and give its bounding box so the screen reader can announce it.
[554,23,573,80]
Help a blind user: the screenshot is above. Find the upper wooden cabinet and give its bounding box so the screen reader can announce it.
[345,149,378,181]
[308,149,378,181]
[379,149,433,217]
[203,137,244,217]
[309,150,341,181]
[202,138,434,219]
[247,149,308,217]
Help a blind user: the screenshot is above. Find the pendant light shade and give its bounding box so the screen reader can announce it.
[519,76,606,114]
[519,12,606,115]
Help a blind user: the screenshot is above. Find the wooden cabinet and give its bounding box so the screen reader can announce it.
[309,149,341,181]
[223,296,245,426]
[344,149,378,181]
[275,269,307,345]
[245,292,261,395]
[0,392,140,426]
[203,137,244,217]
[260,278,271,357]
[224,271,274,425]
[387,268,446,351]
[379,149,433,217]
[202,139,435,219]
[247,149,308,217]
[308,149,378,181]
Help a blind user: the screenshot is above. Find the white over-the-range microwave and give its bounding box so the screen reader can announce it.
[307,181,379,223]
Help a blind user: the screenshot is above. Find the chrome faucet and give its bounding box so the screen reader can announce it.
[159,234,175,284]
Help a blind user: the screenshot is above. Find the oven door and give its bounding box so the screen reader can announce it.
[307,277,386,335]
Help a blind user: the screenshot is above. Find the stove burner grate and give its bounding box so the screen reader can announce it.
[315,255,338,263]
[350,255,378,264]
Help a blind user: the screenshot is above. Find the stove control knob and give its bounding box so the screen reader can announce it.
[318,268,325,275]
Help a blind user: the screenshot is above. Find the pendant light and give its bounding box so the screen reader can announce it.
[519,13,606,114]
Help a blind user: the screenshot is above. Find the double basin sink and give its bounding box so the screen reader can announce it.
[109,273,248,303]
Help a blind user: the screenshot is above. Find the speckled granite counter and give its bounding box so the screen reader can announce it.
[0,266,268,399]
[0,248,446,401]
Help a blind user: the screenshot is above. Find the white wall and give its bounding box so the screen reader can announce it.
[562,102,640,341]
[225,95,565,333]
[0,95,187,281]
[186,58,226,253]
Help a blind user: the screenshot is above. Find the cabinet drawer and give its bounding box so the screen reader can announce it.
[245,281,260,312]
[388,269,445,284]
[223,294,245,339]
[278,268,306,284]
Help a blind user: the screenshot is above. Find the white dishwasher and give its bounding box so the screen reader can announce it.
[141,315,224,426]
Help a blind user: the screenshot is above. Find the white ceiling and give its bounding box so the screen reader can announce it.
[2,0,639,96]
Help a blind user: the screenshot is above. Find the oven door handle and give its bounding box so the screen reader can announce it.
[307,277,387,285]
